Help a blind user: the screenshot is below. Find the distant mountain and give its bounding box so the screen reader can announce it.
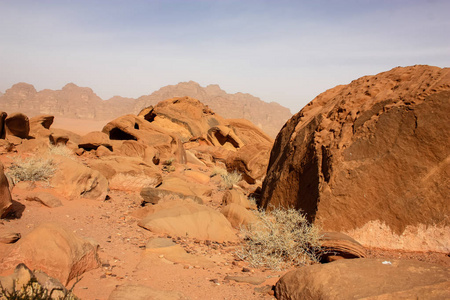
[0,82,134,120]
[0,81,292,137]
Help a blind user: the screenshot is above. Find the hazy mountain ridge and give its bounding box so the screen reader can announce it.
[0,81,292,137]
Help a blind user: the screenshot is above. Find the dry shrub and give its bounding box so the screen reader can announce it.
[236,208,322,270]
[221,171,242,189]
[48,145,73,157]
[7,157,56,183]
[210,167,228,177]
[0,275,80,300]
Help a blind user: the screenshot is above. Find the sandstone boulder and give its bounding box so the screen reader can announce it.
[319,232,366,261]
[138,201,238,242]
[183,170,210,185]
[140,96,226,142]
[30,114,54,129]
[157,177,211,200]
[96,144,113,157]
[227,118,274,145]
[50,128,81,145]
[51,156,109,200]
[226,143,272,184]
[5,113,30,139]
[29,115,54,138]
[79,131,112,151]
[275,258,450,300]
[25,191,63,208]
[49,133,69,146]
[140,187,203,205]
[102,114,186,163]
[0,223,100,285]
[117,140,160,165]
[87,156,162,186]
[221,203,258,229]
[0,229,20,244]
[0,111,7,139]
[207,126,244,151]
[0,162,12,218]
[134,81,292,138]
[260,65,450,252]
[222,189,253,209]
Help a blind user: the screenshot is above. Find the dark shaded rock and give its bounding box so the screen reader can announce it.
[260,65,450,252]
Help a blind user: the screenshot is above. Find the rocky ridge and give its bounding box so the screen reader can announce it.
[0,81,292,138]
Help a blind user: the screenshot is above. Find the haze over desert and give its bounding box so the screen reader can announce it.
[0,1,449,300]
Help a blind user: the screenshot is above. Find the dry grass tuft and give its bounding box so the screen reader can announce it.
[7,156,56,183]
[221,171,242,189]
[210,167,228,177]
[48,145,73,157]
[236,208,322,270]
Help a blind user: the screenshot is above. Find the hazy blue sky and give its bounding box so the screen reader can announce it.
[1,0,449,113]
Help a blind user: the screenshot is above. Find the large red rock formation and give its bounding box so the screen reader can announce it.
[260,65,450,252]
[135,81,292,137]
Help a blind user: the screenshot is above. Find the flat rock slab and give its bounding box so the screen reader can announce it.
[0,222,100,285]
[108,284,189,300]
[225,275,267,285]
[138,201,237,243]
[140,187,203,205]
[25,192,63,208]
[275,258,450,300]
[142,237,215,269]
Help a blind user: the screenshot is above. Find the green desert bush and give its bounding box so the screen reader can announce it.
[221,171,242,189]
[236,207,322,270]
[7,157,56,183]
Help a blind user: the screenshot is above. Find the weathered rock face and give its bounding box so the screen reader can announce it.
[135,81,292,138]
[260,65,450,252]
[79,131,112,151]
[102,114,186,163]
[226,143,272,183]
[51,156,109,201]
[0,162,12,218]
[5,113,30,139]
[0,111,7,139]
[140,96,226,142]
[275,259,450,300]
[29,114,54,138]
[0,223,100,285]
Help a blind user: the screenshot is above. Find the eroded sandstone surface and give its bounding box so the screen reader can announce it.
[260,65,450,252]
